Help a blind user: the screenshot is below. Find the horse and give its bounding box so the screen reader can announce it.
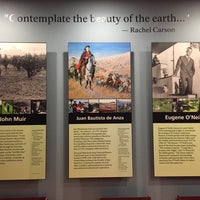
[105,73,114,88]
[69,65,78,80]
[118,78,131,93]
[113,73,122,89]
[79,55,96,89]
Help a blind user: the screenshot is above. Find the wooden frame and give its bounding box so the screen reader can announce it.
[0,197,48,200]
[99,197,151,200]
[177,196,200,200]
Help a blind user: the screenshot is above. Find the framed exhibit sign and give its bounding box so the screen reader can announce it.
[68,42,133,178]
[152,42,200,176]
[0,43,46,180]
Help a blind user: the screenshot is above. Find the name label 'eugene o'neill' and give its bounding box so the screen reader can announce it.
[130,26,175,33]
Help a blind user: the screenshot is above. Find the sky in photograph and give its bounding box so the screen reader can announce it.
[0,43,46,57]
[68,42,131,59]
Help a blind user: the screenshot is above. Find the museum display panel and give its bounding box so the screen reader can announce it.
[0,43,47,180]
[152,42,200,176]
[1,0,200,200]
[68,42,133,178]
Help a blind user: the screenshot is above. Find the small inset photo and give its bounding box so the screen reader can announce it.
[31,100,46,114]
[88,99,100,113]
[153,98,173,112]
[116,99,132,113]
[99,99,116,113]
[69,99,89,113]
[13,100,31,114]
[2,100,13,114]
[172,98,200,112]
[0,100,2,114]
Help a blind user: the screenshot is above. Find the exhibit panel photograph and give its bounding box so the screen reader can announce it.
[152,42,200,176]
[0,43,47,180]
[68,42,133,178]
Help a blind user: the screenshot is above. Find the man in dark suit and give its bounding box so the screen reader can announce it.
[174,47,195,95]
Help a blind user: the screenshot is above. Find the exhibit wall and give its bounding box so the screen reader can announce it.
[0,0,200,200]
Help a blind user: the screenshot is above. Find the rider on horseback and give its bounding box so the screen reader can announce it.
[75,45,96,89]
[75,45,93,71]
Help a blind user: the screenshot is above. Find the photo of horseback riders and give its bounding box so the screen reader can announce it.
[68,42,131,99]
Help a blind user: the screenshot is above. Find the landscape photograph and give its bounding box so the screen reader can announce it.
[153,98,173,112]
[172,98,200,112]
[68,42,131,99]
[0,43,46,102]
[116,99,132,112]
[99,99,116,113]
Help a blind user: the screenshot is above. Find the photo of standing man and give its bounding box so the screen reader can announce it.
[173,47,195,95]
